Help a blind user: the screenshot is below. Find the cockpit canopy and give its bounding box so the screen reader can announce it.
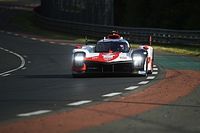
[95,41,129,53]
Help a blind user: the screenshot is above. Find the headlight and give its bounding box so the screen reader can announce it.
[133,55,143,62]
[73,52,85,67]
[132,54,144,67]
[74,54,84,62]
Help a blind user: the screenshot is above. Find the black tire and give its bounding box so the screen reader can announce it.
[147,70,152,74]
[72,74,81,78]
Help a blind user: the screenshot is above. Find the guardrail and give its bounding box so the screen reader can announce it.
[34,10,200,45]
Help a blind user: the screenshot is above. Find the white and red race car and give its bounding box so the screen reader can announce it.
[72,32,154,77]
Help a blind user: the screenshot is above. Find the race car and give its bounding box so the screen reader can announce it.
[72,32,154,77]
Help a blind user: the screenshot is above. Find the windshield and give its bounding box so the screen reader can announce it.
[95,41,129,53]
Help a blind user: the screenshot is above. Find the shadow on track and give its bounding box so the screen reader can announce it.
[22,73,144,79]
[23,74,72,79]
[72,73,145,78]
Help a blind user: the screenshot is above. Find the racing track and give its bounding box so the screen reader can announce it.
[1,31,200,133]
[0,2,200,132]
[0,31,159,122]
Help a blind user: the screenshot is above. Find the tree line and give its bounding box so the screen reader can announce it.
[114,0,200,30]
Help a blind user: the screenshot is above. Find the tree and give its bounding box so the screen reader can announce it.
[114,0,200,30]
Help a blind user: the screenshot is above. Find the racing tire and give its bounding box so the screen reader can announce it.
[147,70,152,75]
[72,74,81,78]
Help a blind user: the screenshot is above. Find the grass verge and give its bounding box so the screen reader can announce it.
[132,43,200,57]
[153,44,200,57]
[6,10,87,43]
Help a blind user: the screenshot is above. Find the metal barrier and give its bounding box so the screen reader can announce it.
[35,10,200,45]
[0,2,199,45]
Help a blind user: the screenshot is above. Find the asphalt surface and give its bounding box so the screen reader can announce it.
[0,32,150,122]
[77,53,200,133]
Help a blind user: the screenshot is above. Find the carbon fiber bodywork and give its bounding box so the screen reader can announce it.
[85,61,133,73]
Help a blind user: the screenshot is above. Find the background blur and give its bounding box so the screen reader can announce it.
[38,0,200,30]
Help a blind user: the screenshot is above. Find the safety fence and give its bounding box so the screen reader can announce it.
[35,11,200,45]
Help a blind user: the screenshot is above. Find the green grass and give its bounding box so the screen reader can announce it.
[154,44,200,56]
[131,43,200,57]
[8,10,87,43]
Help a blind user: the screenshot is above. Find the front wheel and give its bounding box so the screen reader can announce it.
[72,74,80,78]
[72,73,86,78]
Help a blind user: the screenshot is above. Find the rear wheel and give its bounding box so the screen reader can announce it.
[147,70,152,74]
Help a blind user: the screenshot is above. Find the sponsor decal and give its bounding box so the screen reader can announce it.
[119,56,127,59]
[85,52,120,62]
[102,53,115,61]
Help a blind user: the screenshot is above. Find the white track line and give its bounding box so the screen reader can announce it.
[22,67,27,70]
[67,100,92,106]
[0,47,26,76]
[152,71,158,75]
[138,81,149,85]
[49,41,55,44]
[102,92,122,97]
[31,38,37,40]
[2,74,10,77]
[125,86,139,91]
[40,40,46,42]
[153,68,158,71]
[17,110,51,117]
[147,76,155,80]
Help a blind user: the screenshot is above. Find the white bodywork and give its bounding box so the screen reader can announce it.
[72,35,154,76]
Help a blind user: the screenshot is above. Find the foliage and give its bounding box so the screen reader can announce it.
[114,0,200,30]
